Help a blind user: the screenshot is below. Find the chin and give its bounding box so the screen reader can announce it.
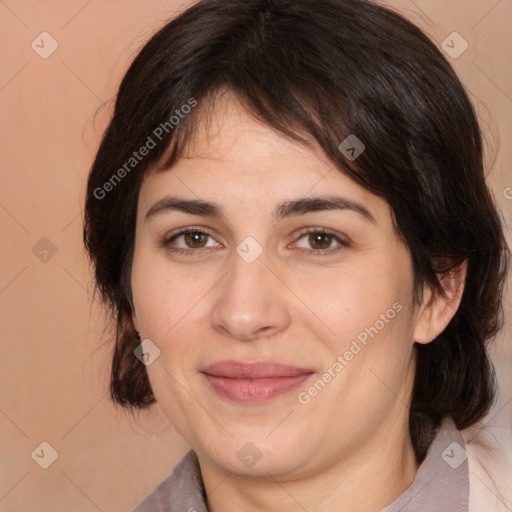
[199,430,315,478]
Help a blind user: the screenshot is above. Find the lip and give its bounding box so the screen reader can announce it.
[201,360,315,404]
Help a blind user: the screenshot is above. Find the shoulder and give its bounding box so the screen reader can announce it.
[460,420,512,512]
[131,449,207,512]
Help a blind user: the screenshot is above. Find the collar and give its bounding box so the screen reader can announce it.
[133,416,468,512]
[381,416,469,511]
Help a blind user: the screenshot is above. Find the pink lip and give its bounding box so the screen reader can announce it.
[201,361,315,404]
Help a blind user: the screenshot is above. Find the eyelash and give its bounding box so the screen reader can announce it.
[160,226,349,257]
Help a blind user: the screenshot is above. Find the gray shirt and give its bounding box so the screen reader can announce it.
[132,416,468,511]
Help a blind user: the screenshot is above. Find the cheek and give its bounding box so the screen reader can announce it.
[300,262,409,345]
[131,252,211,337]
[130,253,218,403]
[299,259,416,411]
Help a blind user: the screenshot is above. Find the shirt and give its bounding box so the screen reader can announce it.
[132,416,511,511]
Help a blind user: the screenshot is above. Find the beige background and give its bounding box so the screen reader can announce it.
[0,1,511,510]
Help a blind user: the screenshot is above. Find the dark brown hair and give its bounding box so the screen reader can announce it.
[83,0,509,461]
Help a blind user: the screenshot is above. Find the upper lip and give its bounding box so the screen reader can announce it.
[201,360,315,379]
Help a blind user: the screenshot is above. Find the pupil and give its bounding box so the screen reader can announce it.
[311,233,330,249]
[186,232,206,247]
[182,232,332,250]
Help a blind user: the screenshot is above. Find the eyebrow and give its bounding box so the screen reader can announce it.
[144,194,376,224]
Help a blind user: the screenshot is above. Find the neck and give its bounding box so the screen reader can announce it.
[200,411,419,512]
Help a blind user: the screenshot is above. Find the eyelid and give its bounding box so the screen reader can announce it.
[160,225,220,248]
[160,225,349,256]
[290,227,349,254]
[294,226,349,243]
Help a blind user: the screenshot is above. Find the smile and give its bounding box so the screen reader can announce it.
[201,360,315,404]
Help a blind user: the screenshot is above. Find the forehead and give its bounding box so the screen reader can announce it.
[139,90,393,227]
[177,90,331,169]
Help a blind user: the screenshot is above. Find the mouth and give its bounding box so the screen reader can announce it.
[200,360,315,404]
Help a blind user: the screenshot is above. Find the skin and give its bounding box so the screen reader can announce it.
[131,90,466,512]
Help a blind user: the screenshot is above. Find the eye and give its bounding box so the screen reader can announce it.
[160,226,348,257]
[293,228,348,256]
[161,228,220,256]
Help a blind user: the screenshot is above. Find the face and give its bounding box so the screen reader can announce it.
[130,92,426,479]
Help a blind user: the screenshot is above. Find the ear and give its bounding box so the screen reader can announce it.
[413,260,467,344]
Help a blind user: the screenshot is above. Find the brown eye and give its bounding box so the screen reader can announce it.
[182,231,209,248]
[161,228,220,256]
[294,228,348,256]
[308,232,334,250]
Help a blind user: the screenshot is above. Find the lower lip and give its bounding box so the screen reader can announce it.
[202,373,313,404]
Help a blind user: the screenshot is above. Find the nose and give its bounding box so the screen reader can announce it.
[210,248,291,342]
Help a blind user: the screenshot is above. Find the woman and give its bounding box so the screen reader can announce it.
[83,0,511,510]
